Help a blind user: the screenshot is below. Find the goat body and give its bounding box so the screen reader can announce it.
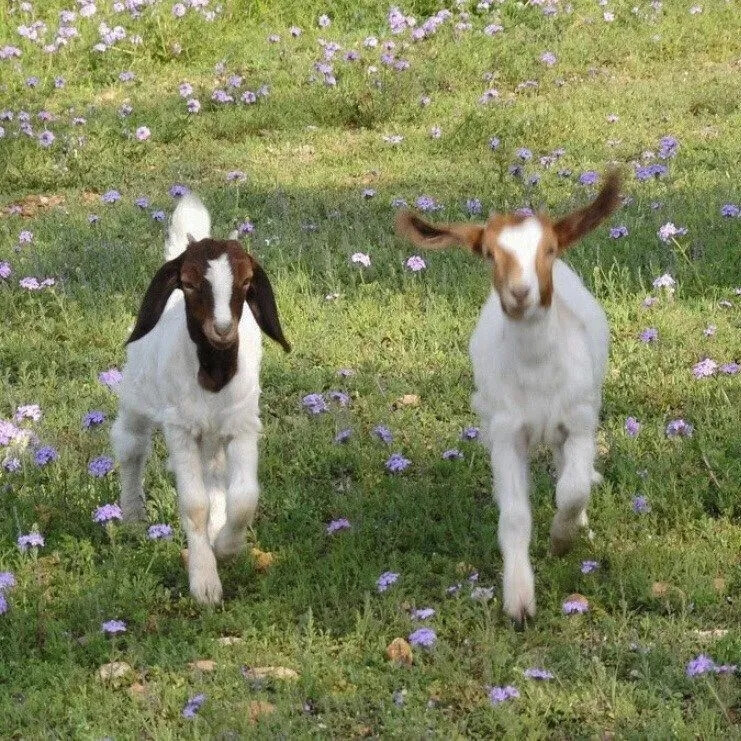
[112,194,287,604]
[470,260,608,620]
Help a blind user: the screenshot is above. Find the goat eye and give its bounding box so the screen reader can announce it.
[547,247,556,256]
[182,281,197,292]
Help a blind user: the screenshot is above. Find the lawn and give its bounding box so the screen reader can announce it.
[1,0,739,737]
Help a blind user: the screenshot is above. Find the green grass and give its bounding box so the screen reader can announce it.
[1,1,739,737]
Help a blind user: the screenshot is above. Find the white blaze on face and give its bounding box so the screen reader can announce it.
[497,218,543,304]
[205,254,234,332]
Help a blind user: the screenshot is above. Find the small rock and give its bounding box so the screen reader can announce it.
[242,666,299,681]
[217,636,244,646]
[189,659,217,672]
[249,700,276,723]
[651,582,670,598]
[386,638,413,667]
[98,661,133,684]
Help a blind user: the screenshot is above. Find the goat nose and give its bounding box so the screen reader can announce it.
[214,320,233,337]
[511,285,529,303]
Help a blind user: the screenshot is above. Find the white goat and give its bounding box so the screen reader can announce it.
[396,173,621,622]
[111,194,290,604]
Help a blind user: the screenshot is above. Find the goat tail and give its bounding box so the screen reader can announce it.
[164,192,211,260]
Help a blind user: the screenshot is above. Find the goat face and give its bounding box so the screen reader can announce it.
[395,171,622,321]
[127,238,290,353]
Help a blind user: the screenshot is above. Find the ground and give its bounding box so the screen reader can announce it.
[0,1,739,738]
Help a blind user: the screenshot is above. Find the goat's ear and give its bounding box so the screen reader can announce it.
[127,255,184,344]
[553,170,622,252]
[394,211,486,256]
[246,258,291,352]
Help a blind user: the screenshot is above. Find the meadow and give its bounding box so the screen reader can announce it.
[0,0,739,737]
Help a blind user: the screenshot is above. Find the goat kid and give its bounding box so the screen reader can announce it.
[395,173,621,623]
[112,193,290,604]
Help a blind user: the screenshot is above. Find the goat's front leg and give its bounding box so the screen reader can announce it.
[491,428,534,623]
[213,431,259,561]
[111,408,152,522]
[164,425,222,604]
[551,427,596,557]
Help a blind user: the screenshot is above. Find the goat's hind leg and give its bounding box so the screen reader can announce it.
[111,408,153,522]
[213,431,259,561]
[165,425,222,604]
[551,432,596,556]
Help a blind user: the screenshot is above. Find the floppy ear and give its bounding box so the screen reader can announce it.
[394,211,486,255]
[127,255,184,344]
[246,259,291,352]
[553,170,622,252]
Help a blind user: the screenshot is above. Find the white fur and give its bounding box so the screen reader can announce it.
[498,218,542,298]
[112,195,262,605]
[470,259,609,621]
[165,193,211,261]
[206,254,234,332]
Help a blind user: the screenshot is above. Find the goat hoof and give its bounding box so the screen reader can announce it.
[213,530,244,562]
[503,570,536,624]
[591,470,603,486]
[189,570,223,605]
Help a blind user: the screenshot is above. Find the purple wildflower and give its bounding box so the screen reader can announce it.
[34,446,58,466]
[461,427,479,441]
[101,619,126,635]
[429,125,441,139]
[134,196,149,209]
[610,225,628,239]
[579,171,599,186]
[89,456,114,477]
[147,523,173,540]
[373,425,393,444]
[318,14,331,28]
[93,503,122,523]
[516,147,533,161]
[442,449,463,460]
[720,362,740,375]
[632,495,651,514]
[686,654,715,677]
[135,126,150,141]
[17,532,44,551]
[581,560,600,574]
[362,188,376,199]
[326,518,351,534]
[15,404,41,422]
[489,136,501,150]
[411,608,435,620]
[179,82,193,98]
[172,3,187,18]
[98,368,122,388]
[328,390,349,407]
[562,598,589,614]
[385,453,411,473]
[88,214,100,225]
[635,163,668,181]
[182,693,206,718]
[377,571,399,592]
[152,210,165,222]
[226,170,246,182]
[334,428,352,444]
[101,190,121,204]
[524,668,554,680]
[652,273,676,291]
[186,99,201,114]
[658,223,687,242]
[408,627,436,648]
[639,327,658,343]
[3,458,21,473]
[0,593,7,615]
[720,204,739,218]
[415,195,439,212]
[488,686,520,705]
[692,358,718,379]
[290,26,302,37]
[0,261,11,280]
[405,255,426,272]
[302,393,328,415]
[0,572,15,591]
[38,131,55,147]
[540,51,557,66]
[666,419,693,438]
[624,417,641,437]
[658,136,679,159]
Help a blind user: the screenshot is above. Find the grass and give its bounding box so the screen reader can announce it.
[1,0,739,737]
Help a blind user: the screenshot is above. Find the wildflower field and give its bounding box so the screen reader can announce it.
[1,1,739,737]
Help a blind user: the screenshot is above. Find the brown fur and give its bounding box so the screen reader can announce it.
[127,238,290,393]
[394,171,622,317]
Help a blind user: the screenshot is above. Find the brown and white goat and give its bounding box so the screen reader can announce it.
[112,193,289,604]
[396,173,621,622]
